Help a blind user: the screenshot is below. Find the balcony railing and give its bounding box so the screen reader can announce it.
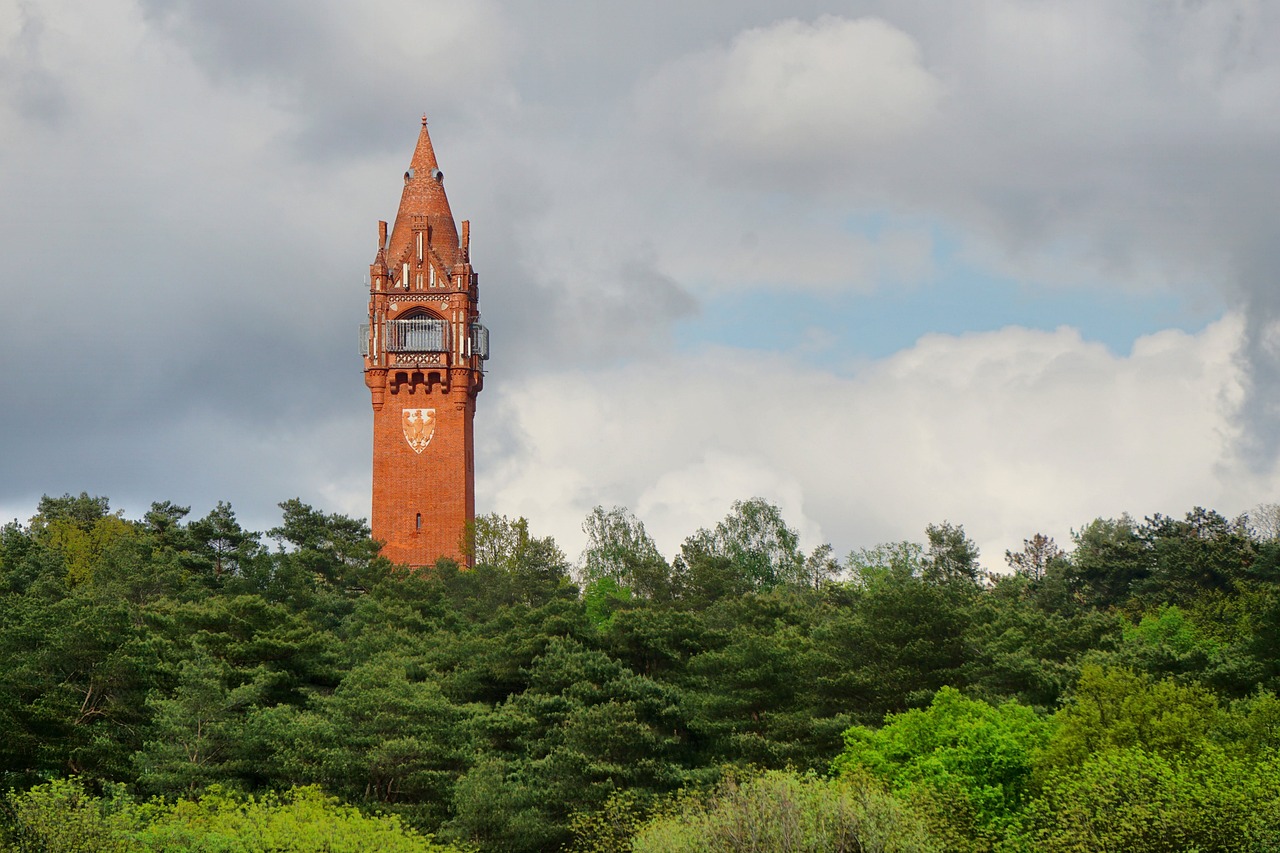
[471,323,490,360]
[361,320,490,363]
[386,318,449,352]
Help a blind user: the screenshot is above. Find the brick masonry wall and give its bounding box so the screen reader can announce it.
[370,372,476,567]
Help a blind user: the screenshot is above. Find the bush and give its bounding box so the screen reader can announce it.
[1,780,467,853]
[631,770,937,853]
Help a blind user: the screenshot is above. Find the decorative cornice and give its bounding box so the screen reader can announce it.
[391,353,445,366]
[387,295,452,311]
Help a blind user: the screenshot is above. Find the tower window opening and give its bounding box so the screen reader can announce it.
[416,513,422,531]
[386,317,448,352]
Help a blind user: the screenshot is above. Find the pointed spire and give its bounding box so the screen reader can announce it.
[410,114,439,173]
[386,116,460,275]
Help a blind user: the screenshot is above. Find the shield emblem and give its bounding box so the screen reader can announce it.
[401,408,436,453]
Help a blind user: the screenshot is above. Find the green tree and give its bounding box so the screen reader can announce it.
[451,637,689,851]
[1037,664,1223,776]
[1003,534,1064,583]
[0,521,48,595]
[133,651,278,795]
[1068,515,1147,608]
[141,501,191,549]
[298,656,476,826]
[809,560,976,723]
[446,758,549,852]
[800,543,842,590]
[922,522,980,585]
[0,586,157,783]
[466,513,572,604]
[579,506,671,600]
[833,687,1048,846]
[846,541,923,585]
[264,499,389,622]
[188,500,260,580]
[41,516,136,587]
[964,573,1119,710]
[29,493,112,535]
[680,499,804,589]
[686,618,815,767]
[1136,507,1255,607]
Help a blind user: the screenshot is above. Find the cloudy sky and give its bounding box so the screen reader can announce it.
[3,0,1279,567]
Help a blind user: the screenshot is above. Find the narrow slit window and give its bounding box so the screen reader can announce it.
[416,513,422,531]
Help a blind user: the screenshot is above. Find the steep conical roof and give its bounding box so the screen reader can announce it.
[386,116,460,274]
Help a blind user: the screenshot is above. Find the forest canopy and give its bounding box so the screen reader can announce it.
[3,492,1280,851]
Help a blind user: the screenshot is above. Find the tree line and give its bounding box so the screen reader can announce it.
[3,492,1280,851]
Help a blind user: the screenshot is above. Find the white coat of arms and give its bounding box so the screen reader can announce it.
[402,408,436,453]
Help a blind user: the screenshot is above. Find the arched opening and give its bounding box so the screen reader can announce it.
[387,308,448,352]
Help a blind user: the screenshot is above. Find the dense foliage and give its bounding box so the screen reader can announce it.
[2,779,465,852]
[3,493,1280,850]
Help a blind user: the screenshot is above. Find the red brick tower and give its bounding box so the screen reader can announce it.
[361,117,488,567]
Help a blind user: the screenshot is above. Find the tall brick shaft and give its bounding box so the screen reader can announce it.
[361,118,489,567]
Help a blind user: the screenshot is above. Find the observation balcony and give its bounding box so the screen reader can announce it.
[470,323,490,360]
[387,318,449,353]
[360,319,490,362]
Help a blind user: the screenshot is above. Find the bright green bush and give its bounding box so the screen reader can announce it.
[0,781,468,853]
[630,770,937,853]
[0,779,132,853]
[833,686,1048,844]
[1006,748,1280,853]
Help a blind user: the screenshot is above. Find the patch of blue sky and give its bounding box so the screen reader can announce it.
[676,221,1219,365]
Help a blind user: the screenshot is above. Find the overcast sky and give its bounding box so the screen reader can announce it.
[3,0,1279,567]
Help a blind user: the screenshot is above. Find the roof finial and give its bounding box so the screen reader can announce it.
[421,114,428,127]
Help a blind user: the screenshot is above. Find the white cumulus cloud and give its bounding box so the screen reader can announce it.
[479,315,1257,567]
[638,15,943,170]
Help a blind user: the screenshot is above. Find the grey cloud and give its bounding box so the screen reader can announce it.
[5,0,1280,544]
[138,0,516,160]
[475,248,700,375]
[623,1,1280,467]
[1231,232,1280,471]
[0,4,70,127]
[556,255,700,361]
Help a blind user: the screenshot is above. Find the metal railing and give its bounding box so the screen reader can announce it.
[386,318,449,352]
[361,320,489,361]
[471,323,490,360]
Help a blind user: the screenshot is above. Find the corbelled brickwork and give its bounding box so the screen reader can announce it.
[361,118,487,567]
